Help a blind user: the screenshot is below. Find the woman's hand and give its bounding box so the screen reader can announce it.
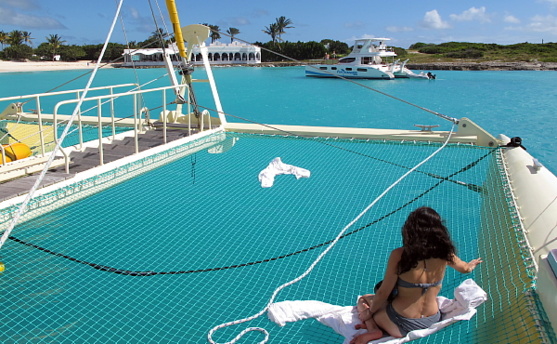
[467,258,483,272]
[450,255,483,274]
[358,308,373,322]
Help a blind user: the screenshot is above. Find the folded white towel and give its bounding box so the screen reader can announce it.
[268,279,487,344]
[258,157,311,188]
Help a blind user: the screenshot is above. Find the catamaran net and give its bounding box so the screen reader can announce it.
[0,131,554,343]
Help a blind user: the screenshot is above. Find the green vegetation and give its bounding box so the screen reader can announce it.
[1,23,556,64]
[226,27,240,43]
[408,41,557,63]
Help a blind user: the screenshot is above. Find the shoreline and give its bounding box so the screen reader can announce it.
[0,60,112,73]
[2,60,557,73]
[259,60,557,71]
[406,61,557,71]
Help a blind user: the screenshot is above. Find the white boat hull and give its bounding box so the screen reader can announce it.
[305,64,394,79]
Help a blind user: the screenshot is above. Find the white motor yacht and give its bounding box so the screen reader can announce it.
[305,38,434,80]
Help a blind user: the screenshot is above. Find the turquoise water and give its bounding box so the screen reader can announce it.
[1,66,556,173]
[0,67,554,343]
[2,133,492,343]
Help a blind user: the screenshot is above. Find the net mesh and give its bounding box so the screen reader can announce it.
[0,131,554,343]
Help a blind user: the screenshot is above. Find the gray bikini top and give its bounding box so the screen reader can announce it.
[397,278,442,294]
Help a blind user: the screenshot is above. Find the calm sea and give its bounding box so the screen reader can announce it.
[1,66,556,173]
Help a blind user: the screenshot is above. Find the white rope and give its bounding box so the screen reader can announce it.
[0,0,125,250]
[207,124,456,344]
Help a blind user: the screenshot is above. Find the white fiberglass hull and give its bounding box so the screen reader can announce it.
[305,64,394,79]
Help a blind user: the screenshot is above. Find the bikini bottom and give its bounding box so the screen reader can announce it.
[386,303,441,336]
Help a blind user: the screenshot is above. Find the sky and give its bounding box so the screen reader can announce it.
[1,0,557,49]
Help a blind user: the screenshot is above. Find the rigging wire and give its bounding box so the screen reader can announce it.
[0,0,126,251]
[208,123,458,344]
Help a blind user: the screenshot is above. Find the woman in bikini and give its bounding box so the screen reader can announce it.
[350,207,483,344]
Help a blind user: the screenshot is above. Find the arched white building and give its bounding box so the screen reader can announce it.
[122,41,261,67]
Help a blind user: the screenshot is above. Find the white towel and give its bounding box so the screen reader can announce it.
[258,157,311,188]
[267,279,487,344]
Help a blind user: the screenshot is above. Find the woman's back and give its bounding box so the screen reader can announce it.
[393,257,447,318]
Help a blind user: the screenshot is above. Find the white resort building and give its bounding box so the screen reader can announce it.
[122,41,261,67]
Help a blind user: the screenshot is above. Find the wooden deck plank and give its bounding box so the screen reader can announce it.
[0,128,197,203]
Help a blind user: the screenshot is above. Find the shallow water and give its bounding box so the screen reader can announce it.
[0,66,550,343]
[1,66,555,173]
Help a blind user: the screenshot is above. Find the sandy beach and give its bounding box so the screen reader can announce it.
[0,60,111,73]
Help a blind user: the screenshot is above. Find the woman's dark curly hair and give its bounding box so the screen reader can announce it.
[398,207,456,274]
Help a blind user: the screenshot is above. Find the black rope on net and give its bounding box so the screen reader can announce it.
[7,147,498,277]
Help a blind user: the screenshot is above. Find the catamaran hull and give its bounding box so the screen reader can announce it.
[305,65,394,79]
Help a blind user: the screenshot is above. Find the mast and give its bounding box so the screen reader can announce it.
[164,1,226,125]
[164,0,200,118]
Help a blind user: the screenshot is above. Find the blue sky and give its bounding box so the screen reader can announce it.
[1,0,557,48]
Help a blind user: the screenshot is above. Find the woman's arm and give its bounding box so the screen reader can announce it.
[368,247,402,314]
[448,255,483,273]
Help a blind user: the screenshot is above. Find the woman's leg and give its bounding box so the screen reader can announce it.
[351,295,383,344]
[374,307,404,338]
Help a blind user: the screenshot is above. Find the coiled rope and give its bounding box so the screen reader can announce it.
[207,123,456,344]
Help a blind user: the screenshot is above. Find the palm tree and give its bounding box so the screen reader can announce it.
[210,25,221,44]
[22,31,34,46]
[7,30,24,46]
[262,23,279,45]
[275,16,294,42]
[46,34,65,61]
[150,28,169,45]
[0,31,7,50]
[226,27,240,43]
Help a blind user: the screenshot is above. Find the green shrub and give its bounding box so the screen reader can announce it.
[445,49,484,58]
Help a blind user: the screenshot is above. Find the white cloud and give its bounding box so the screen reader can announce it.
[3,0,39,11]
[504,15,520,24]
[421,10,451,29]
[386,26,414,33]
[526,15,557,33]
[449,7,491,23]
[129,7,140,20]
[230,17,250,26]
[538,0,557,7]
[504,14,557,35]
[0,7,66,29]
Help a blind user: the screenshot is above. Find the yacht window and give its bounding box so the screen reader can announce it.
[357,68,367,72]
[331,67,337,70]
[320,67,328,70]
[362,57,373,64]
[345,68,352,71]
[338,57,355,63]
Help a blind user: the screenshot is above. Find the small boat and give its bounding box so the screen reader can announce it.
[305,37,435,80]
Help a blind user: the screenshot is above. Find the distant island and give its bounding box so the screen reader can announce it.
[406,61,557,71]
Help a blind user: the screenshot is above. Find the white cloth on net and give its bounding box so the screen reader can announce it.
[268,279,487,344]
[258,157,310,188]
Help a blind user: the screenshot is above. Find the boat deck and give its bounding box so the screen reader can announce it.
[0,128,193,203]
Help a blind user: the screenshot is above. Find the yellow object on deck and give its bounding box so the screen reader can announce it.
[1,142,32,163]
